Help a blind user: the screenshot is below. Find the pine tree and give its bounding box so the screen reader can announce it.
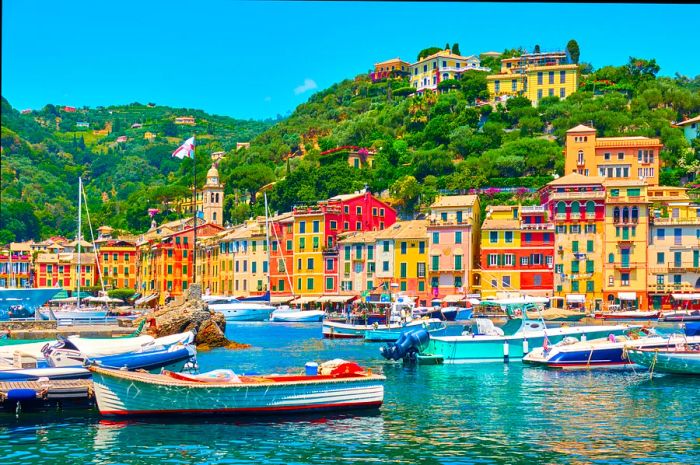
[534,44,541,53]
[445,42,450,51]
[566,39,580,64]
[451,43,461,55]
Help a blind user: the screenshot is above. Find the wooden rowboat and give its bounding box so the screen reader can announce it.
[89,360,385,416]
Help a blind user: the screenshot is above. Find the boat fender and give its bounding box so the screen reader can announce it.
[7,389,36,401]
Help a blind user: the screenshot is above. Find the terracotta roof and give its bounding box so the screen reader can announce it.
[677,115,700,126]
[376,220,427,240]
[414,49,476,64]
[547,172,605,186]
[488,205,515,212]
[482,219,519,230]
[327,192,365,202]
[374,57,409,66]
[337,229,383,244]
[431,195,478,209]
[567,124,596,133]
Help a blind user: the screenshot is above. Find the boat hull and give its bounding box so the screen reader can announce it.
[522,336,699,370]
[626,348,700,374]
[270,310,325,322]
[423,326,633,363]
[90,367,385,416]
[39,309,109,320]
[594,311,659,321]
[323,321,405,339]
[0,288,62,320]
[215,308,275,322]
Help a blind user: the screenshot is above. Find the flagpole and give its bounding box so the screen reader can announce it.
[192,135,197,285]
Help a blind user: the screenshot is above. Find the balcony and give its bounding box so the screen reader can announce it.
[651,217,700,225]
[521,223,555,231]
[549,191,606,201]
[321,246,339,256]
[521,206,545,214]
[611,261,643,271]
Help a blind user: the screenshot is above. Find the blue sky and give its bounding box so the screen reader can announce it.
[2,1,699,120]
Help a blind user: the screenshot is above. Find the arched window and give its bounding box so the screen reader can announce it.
[442,73,449,80]
[608,253,615,263]
[622,207,629,223]
[586,201,595,215]
[556,202,566,214]
[213,212,217,222]
[215,193,219,203]
[571,201,580,215]
[613,207,620,222]
[577,150,584,165]
[631,206,638,223]
[607,294,615,301]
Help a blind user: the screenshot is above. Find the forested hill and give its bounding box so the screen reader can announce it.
[0,99,275,241]
[2,53,700,243]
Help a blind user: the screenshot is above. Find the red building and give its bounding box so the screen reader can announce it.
[268,212,295,298]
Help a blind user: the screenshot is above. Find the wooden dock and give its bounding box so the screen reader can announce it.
[0,379,95,413]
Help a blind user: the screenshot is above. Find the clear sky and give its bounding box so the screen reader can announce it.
[2,1,699,120]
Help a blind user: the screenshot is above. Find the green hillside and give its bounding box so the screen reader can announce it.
[2,52,700,243]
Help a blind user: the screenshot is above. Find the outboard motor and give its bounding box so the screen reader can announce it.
[380,328,431,361]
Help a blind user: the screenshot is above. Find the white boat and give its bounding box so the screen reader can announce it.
[203,295,275,321]
[270,306,325,322]
[39,307,109,321]
[61,331,193,358]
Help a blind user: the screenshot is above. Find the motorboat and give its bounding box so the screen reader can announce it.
[660,310,700,322]
[385,316,636,363]
[39,306,109,321]
[203,295,275,321]
[626,344,700,375]
[594,309,660,321]
[522,328,700,370]
[270,306,325,322]
[363,318,447,342]
[89,359,385,416]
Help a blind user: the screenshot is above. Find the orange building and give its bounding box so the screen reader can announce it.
[370,58,410,82]
[565,124,662,186]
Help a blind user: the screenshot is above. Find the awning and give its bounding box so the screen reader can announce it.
[443,295,467,303]
[618,292,637,301]
[270,295,294,304]
[135,293,158,305]
[671,293,700,301]
[290,296,318,305]
[566,294,586,303]
[316,295,357,304]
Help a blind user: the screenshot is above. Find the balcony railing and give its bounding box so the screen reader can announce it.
[322,246,339,255]
[521,223,555,230]
[651,217,700,225]
[549,191,606,200]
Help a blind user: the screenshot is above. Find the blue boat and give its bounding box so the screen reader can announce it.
[363,319,447,342]
[0,288,62,320]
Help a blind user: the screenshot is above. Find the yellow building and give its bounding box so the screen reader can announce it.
[564,124,662,186]
[410,49,488,92]
[292,206,329,296]
[94,226,138,290]
[370,57,410,82]
[486,51,579,104]
[647,186,700,310]
[602,180,650,310]
[540,173,607,310]
[338,229,383,295]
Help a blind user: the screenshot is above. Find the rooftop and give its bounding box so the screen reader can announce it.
[567,124,596,133]
[547,172,606,186]
[376,220,427,240]
[431,194,478,209]
[481,219,519,230]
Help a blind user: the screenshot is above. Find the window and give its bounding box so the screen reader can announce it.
[587,240,594,253]
[570,225,581,234]
[455,255,463,270]
[432,232,440,244]
[604,152,611,161]
[488,254,498,266]
[307,278,314,289]
[627,188,640,197]
[454,276,463,288]
[368,245,374,260]
[299,238,306,250]
[330,221,337,230]
[372,208,378,216]
[548,71,554,84]
[356,222,362,230]
[344,246,351,260]
[537,72,543,85]
[572,281,579,292]
[355,244,362,260]
[621,273,630,286]
[494,80,500,92]
[383,241,390,252]
[168,265,172,274]
[419,242,425,254]
[286,240,292,251]
[504,254,514,266]
[400,263,407,278]
[521,257,529,266]
[455,231,462,244]
[556,225,566,234]
[299,221,306,234]
[560,70,566,83]
[491,279,498,288]
[356,206,362,215]
[313,220,320,233]
[555,264,563,274]
[586,260,594,273]
[656,275,664,286]
[344,205,349,214]
[505,231,513,243]
[307,258,314,270]
[572,241,579,253]
[618,152,624,160]
[585,224,596,234]
[502,276,511,288]
[533,275,542,286]
[380,208,385,217]
[511,79,517,91]
[490,231,498,243]
[326,277,334,290]
[400,242,407,255]
[417,262,426,278]
[313,237,319,250]
[571,261,579,273]
[252,262,257,273]
[610,189,619,197]
[609,253,615,263]
[278,280,285,292]
[559,88,566,98]
[657,229,665,240]
[382,261,389,272]
[537,89,543,100]
[432,255,440,271]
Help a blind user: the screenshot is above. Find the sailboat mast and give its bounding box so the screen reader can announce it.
[77,177,82,309]
[264,193,271,304]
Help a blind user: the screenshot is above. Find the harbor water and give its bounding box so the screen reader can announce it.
[1,322,699,464]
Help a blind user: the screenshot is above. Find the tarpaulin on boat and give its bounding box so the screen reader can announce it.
[671,293,700,300]
[443,294,466,303]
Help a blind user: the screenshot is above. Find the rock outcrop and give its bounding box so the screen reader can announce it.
[137,283,249,350]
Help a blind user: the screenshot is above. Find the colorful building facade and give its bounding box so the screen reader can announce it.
[564,124,662,186]
[0,243,33,288]
[486,51,579,104]
[370,58,410,82]
[410,49,488,92]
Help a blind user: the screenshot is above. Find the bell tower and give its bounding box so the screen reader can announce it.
[202,163,224,225]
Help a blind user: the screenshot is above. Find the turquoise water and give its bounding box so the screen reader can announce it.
[1,322,699,464]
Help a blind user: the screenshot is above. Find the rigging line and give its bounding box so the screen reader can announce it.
[268,214,295,297]
[81,183,106,295]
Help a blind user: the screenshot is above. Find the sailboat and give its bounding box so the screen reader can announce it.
[39,177,109,321]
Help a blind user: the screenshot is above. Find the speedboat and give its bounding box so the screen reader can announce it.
[39,306,109,321]
[270,306,325,322]
[203,296,275,321]
[363,318,447,342]
[522,328,700,370]
[397,317,636,363]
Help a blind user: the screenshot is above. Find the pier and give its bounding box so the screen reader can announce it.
[0,379,95,414]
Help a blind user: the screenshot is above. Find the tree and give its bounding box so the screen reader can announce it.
[228,163,276,204]
[626,57,660,81]
[534,44,541,54]
[566,39,580,64]
[460,70,489,104]
[162,120,178,137]
[0,201,41,241]
[108,288,137,301]
[417,47,442,61]
[451,43,461,55]
[390,175,421,214]
[445,43,450,51]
